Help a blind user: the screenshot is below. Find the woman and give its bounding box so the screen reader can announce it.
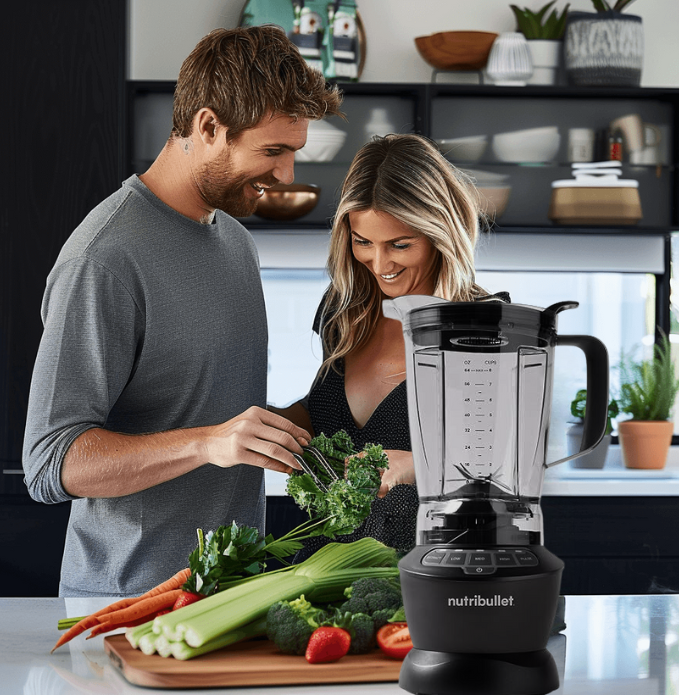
[273,133,507,557]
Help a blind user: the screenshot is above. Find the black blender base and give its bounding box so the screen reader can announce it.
[399,647,559,695]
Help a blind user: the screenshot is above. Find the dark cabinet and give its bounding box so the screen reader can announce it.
[0,0,125,595]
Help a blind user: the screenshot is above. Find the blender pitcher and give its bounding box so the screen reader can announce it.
[383,296,609,695]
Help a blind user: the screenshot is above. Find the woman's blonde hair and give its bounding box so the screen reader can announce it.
[321,133,489,375]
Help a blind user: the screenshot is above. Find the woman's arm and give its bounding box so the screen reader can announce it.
[268,400,315,438]
[378,450,416,498]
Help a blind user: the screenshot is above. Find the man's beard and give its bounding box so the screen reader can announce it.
[198,152,276,218]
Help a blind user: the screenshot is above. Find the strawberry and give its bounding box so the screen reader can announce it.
[172,591,204,611]
[305,626,351,664]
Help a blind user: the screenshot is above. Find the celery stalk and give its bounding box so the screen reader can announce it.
[154,634,174,658]
[139,631,160,656]
[126,620,155,649]
[176,538,398,649]
[171,617,267,661]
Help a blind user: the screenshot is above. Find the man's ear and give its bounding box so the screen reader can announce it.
[194,108,223,144]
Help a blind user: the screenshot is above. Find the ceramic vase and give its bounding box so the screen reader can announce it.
[527,39,561,85]
[564,10,643,87]
[565,423,610,469]
[618,420,673,469]
[486,32,533,86]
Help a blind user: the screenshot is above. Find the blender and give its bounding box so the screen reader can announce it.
[383,296,608,695]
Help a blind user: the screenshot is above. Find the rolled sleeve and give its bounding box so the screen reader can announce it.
[22,256,142,503]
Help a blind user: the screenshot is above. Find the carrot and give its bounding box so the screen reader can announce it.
[84,590,183,640]
[52,569,190,652]
[86,612,164,640]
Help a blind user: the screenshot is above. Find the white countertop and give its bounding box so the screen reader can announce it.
[1,595,676,694]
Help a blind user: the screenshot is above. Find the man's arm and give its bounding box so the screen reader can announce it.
[61,406,309,498]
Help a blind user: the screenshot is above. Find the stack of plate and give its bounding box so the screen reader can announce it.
[295,119,347,163]
[548,161,642,225]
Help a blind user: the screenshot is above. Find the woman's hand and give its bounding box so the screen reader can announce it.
[377,450,415,498]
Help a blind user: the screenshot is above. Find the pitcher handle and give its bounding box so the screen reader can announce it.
[546,334,609,468]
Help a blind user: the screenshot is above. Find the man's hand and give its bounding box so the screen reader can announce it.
[204,406,310,475]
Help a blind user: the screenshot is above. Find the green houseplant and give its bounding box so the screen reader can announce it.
[564,0,643,86]
[566,389,618,468]
[617,334,679,469]
[511,1,570,85]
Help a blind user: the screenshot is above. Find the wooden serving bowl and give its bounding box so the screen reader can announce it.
[414,31,499,71]
[254,183,320,221]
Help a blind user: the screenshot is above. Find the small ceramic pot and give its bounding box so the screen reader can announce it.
[564,10,643,87]
[527,39,561,85]
[618,420,673,469]
[565,423,609,469]
[486,32,533,86]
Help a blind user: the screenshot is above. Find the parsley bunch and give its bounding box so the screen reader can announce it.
[286,430,388,538]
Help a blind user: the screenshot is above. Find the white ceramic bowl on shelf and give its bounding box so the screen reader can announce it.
[436,135,488,163]
[461,169,511,219]
[295,119,347,163]
[492,126,560,163]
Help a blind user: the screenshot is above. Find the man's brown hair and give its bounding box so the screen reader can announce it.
[172,25,343,139]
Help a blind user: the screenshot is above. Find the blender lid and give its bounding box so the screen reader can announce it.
[406,299,578,335]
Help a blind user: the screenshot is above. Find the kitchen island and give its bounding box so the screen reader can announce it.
[0,594,676,694]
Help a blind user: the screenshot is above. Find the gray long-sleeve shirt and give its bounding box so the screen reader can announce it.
[23,175,268,597]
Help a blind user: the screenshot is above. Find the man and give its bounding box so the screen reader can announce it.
[22,26,343,597]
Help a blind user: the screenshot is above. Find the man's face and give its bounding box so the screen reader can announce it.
[198,114,309,218]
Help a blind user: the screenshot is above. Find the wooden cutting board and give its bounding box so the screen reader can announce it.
[104,634,402,689]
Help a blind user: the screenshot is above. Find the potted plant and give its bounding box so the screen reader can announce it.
[566,389,619,468]
[564,0,643,87]
[617,333,679,469]
[511,1,570,85]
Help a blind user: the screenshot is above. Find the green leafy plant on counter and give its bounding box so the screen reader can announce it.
[570,389,619,435]
[510,1,570,39]
[618,333,679,421]
[589,0,637,12]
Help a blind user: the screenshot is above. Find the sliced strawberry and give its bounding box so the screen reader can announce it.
[172,591,204,611]
[305,626,351,664]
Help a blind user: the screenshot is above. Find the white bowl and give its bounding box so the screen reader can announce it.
[492,126,560,163]
[478,185,512,219]
[436,135,488,163]
[296,119,347,163]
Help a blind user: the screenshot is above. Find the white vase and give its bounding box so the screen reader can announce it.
[527,39,561,85]
[486,32,533,86]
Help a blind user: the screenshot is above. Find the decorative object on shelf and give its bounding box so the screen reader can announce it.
[567,127,596,162]
[511,1,570,85]
[564,0,643,87]
[492,125,560,163]
[617,332,679,470]
[435,135,488,163]
[566,389,619,469]
[295,118,347,162]
[363,107,396,142]
[463,169,512,220]
[240,0,366,81]
[486,32,534,86]
[609,112,644,155]
[629,122,663,165]
[548,161,642,225]
[253,183,320,221]
[414,31,498,83]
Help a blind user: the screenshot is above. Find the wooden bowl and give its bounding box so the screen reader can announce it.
[254,184,320,221]
[415,31,499,71]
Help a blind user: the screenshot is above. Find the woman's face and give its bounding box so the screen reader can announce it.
[348,209,439,298]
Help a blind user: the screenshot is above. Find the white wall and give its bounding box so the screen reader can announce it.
[129,0,679,87]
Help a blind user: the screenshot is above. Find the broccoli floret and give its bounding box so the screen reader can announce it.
[347,612,376,654]
[341,577,402,618]
[266,595,327,655]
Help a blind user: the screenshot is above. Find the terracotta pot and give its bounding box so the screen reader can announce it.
[618,420,673,470]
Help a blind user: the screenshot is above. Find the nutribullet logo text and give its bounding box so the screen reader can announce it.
[448,595,515,607]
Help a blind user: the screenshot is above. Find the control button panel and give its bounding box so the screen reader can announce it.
[421,548,539,575]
